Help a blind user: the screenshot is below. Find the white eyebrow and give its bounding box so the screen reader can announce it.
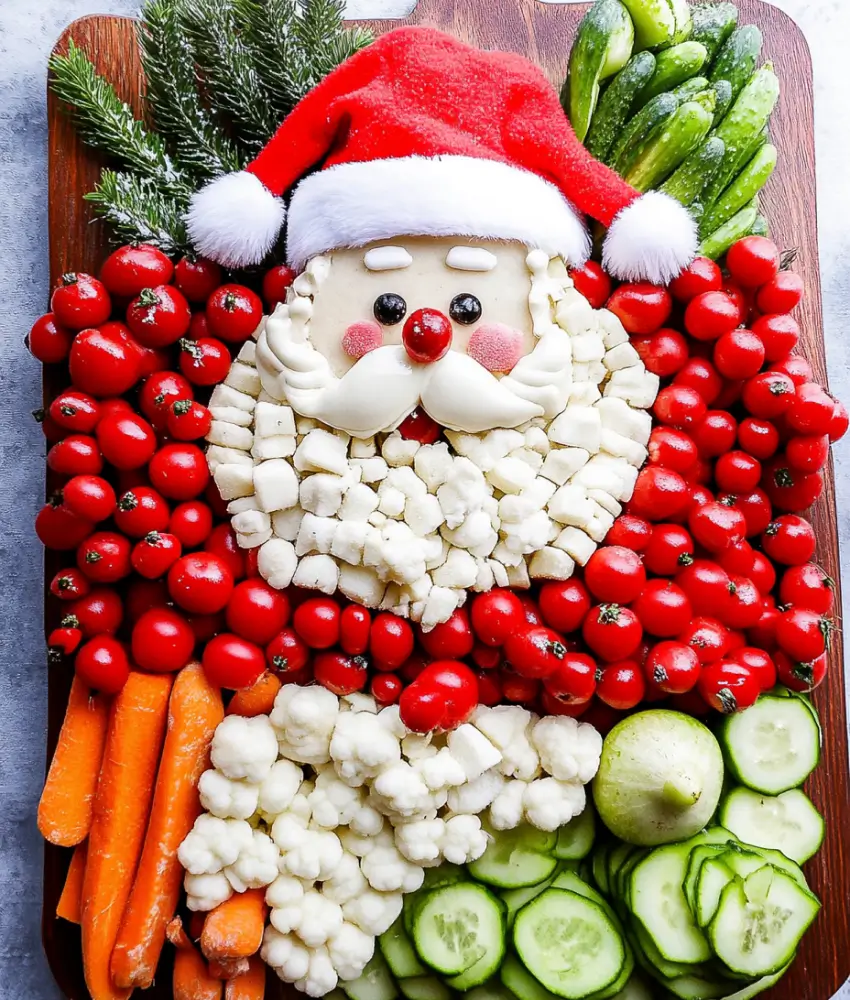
[363,246,413,270]
[446,246,498,271]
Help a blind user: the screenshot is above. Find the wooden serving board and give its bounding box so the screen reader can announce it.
[43,2,849,998]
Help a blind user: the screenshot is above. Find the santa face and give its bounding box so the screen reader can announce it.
[208,239,660,629]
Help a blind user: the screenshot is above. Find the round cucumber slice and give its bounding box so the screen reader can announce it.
[468,824,558,888]
[719,787,825,864]
[411,882,504,977]
[593,710,724,846]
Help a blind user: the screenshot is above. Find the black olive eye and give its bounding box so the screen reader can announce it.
[450,293,482,325]
[373,293,407,326]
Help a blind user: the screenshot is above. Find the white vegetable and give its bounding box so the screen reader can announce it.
[394,819,447,866]
[523,777,586,831]
[441,814,489,865]
[342,889,403,936]
[198,769,260,820]
[371,761,434,818]
[489,779,528,831]
[446,768,506,815]
[211,715,278,783]
[446,724,502,780]
[178,815,254,875]
[309,767,367,828]
[272,685,340,766]
[184,871,233,911]
[224,829,280,891]
[330,711,401,787]
[283,829,344,881]
[414,748,467,791]
[294,890,345,947]
[328,921,375,982]
[530,716,603,784]
[262,928,311,983]
[322,850,369,905]
[360,844,425,893]
[296,946,339,998]
[258,759,304,820]
[266,874,306,910]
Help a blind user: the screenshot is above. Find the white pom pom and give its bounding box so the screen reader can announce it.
[186,171,286,268]
[602,191,698,286]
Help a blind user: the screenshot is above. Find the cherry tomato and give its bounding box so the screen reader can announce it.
[829,400,849,443]
[74,636,130,694]
[673,357,723,405]
[643,523,694,575]
[470,589,525,647]
[266,627,309,674]
[605,515,652,553]
[35,501,94,551]
[204,524,246,580]
[750,314,799,363]
[178,336,233,386]
[149,443,210,500]
[689,483,714,509]
[131,530,183,579]
[174,255,222,302]
[693,411,737,458]
[785,434,829,475]
[168,552,234,615]
[786,383,835,436]
[519,596,544,626]
[538,579,592,633]
[126,285,191,347]
[678,617,729,664]
[540,690,591,717]
[723,575,763,630]
[541,651,597,705]
[737,418,779,460]
[748,602,781,650]
[749,552,777,596]
[69,323,141,397]
[206,284,264,343]
[582,604,642,663]
[698,659,760,713]
[51,272,111,329]
[62,475,116,522]
[66,587,124,637]
[631,580,692,638]
[47,434,103,476]
[761,515,816,566]
[419,609,474,660]
[365,613,414,670]
[471,642,501,670]
[28,313,75,364]
[644,641,700,694]
[500,671,540,705]
[584,546,646,604]
[771,355,812,388]
[96,411,157,470]
[779,563,834,614]
[718,539,756,578]
[713,328,765,379]
[653,385,707,431]
[685,290,740,341]
[262,265,297,308]
[775,607,832,661]
[713,380,746,412]
[715,451,762,494]
[742,371,795,419]
[401,660,479,731]
[222,580,289,646]
[35,408,66,443]
[676,560,732,618]
[567,260,611,309]
[629,466,691,522]
[76,531,132,584]
[727,236,780,287]
[203,633,266,689]
[139,370,195,430]
[606,283,671,334]
[131,607,195,673]
[312,651,367,695]
[115,486,170,537]
[340,605,371,655]
[726,646,777,692]
[632,328,689,378]
[669,256,722,302]
[50,567,91,601]
[647,427,697,473]
[168,500,214,548]
[756,269,804,314]
[100,244,174,297]
[502,626,568,679]
[371,673,403,706]
[48,390,99,435]
[167,399,212,441]
[775,649,827,693]
[48,625,83,661]
[689,501,746,552]
[293,596,341,649]
[596,660,645,710]
[397,407,441,444]
[762,460,823,513]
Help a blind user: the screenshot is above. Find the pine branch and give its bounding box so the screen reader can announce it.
[139,0,244,178]
[49,39,190,195]
[84,170,191,254]
[234,0,299,118]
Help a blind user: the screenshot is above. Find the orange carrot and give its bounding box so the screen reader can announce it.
[38,677,110,846]
[200,889,268,962]
[169,918,223,1000]
[112,663,224,989]
[56,842,88,924]
[225,956,266,1000]
[189,912,207,942]
[226,672,281,718]
[81,671,173,1000]
[208,958,249,980]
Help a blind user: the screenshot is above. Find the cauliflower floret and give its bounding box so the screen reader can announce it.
[322,851,369,905]
[343,889,403,936]
[178,815,254,875]
[401,732,437,762]
[441,814,489,865]
[523,778,586,831]
[262,928,311,983]
[371,761,437,818]
[414,748,467,791]
[272,684,340,766]
[308,767,367,828]
[184,871,233,911]
[257,759,304,820]
[377,704,408,740]
[330,711,402,787]
[211,715,278,783]
[394,819,446,866]
[360,844,424,893]
[328,921,376,982]
[224,829,280,891]
[266,874,306,910]
[295,945,339,998]
[289,787,314,827]
[446,768,506,815]
[446,724,502,781]
[341,692,378,714]
[283,829,344,881]
[271,814,311,852]
[198,769,260,820]
[489,779,527,831]
[530,716,603,783]
[339,828,379,858]
[293,890,344,947]
[471,705,541,781]
[349,803,384,837]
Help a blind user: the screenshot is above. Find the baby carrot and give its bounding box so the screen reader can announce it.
[200,889,267,962]
[38,677,110,846]
[225,672,281,717]
[56,841,88,924]
[225,956,266,1000]
[112,663,224,989]
[208,958,249,980]
[169,918,223,1000]
[81,671,173,1000]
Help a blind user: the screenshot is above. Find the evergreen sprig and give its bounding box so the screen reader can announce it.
[84,170,191,254]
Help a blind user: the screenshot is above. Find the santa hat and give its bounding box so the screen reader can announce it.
[187,26,697,285]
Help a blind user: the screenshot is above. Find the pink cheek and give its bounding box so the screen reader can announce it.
[467,323,525,373]
[342,321,383,359]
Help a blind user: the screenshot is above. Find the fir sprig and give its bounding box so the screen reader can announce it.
[84,170,191,254]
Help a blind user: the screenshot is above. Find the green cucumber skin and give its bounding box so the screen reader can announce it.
[670,75,709,102]
[699,199,760,259]
[709,25,764,99]
[608,91,680,172]
[701,143,777,235]
[750,214,770,238]
[621,0,692,52]
[661,135,726,205]
[586,51,657,159]
[639,41,709,104]
[691,2,738,63]
[710,78,734,125]
[566,0,635,142]
[623,97,715,192]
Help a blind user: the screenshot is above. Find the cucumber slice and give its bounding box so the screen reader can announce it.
[380,916,427,979]
[708,869,820,977]
[661,973,735,1000]
[682,843,729,913]
[502,953,560,1000]
[592,844,612,896]
[721,965,791,999]
[502,872,560,928]
[397,976,451,1000]
[630,923,698,982]
[718,695,820,795]
[719,787,825,863]
[743,845,807,889]
[412,882,504,977]
[608,977,653,1000]
[695,857,735,927]
[513,889,626,998]
[341,950,397,1000]
[468,825,557,888]
[449,944,507,991]
[553,809,596,861]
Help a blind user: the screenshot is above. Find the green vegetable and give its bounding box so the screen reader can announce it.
[624,92,715,191]
[699,198,759,259]
[701,143,777,234]
[710,25,763,100]
[586,51,657,159]
[710,77,734,124]
[669,75,709,101]
[564,0,635,142]
[621,0,691,51]
[661,135,726,204]
[690,2,738,62]
[751,213,770,237]
[639,41,708,103]
[608,91,679,171]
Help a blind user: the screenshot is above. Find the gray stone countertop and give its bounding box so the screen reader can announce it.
[0,1,847,997]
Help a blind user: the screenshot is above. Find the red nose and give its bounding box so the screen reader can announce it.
[402,308,452,364]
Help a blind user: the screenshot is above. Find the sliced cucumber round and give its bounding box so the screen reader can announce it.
[553,808,596,861]
[412,882,504,978]
[719,787,825,864]
[468,824,558,888]
[340,950,397,1000]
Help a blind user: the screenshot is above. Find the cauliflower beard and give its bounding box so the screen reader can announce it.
[207,245,660,629]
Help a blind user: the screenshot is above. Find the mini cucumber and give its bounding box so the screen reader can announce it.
[620,0,690,51]
[699,199,759,259]
[710,78,734,124]
[586,51,657,160]
[639,41,708,104]
[702,123,768,210]
[701,143,777,234]
[624,91,715,191]
[750,214,770,237]
[565,0,636,142]
[670,75,709,102]
[710,25,763,99]
[690,2,738,63]
[661,135,726,204]
[608,91,680,172]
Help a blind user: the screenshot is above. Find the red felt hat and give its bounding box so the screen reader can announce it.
[187,26,697,284]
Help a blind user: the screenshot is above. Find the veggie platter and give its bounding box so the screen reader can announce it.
[33,0,850,999]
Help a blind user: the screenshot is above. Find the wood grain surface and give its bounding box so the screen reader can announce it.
[43,2,849,998]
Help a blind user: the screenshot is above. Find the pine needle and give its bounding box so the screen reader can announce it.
[84,170,191,254]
